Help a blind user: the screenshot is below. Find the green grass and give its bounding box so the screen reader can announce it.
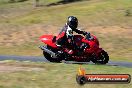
[0,0,131,62]
[0,43,42,56]
[0,61,131,88]
[0,0,132,26]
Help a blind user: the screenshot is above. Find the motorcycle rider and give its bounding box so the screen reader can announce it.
[56,16,90,54]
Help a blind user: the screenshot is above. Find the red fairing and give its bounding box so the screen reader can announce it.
[92,34,99,46]
[40,35,57,48]
[80,34,102,56]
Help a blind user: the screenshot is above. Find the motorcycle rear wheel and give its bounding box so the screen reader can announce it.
[43,45,62,62]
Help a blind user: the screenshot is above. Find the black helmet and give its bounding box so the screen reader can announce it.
[67,16,78,29]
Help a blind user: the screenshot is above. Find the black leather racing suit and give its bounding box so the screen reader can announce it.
[56,24,87,50]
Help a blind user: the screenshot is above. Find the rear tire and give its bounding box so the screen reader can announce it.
[43,45,61,62]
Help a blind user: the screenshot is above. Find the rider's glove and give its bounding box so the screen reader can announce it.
[85,32,94,40]
[83,31,90,36]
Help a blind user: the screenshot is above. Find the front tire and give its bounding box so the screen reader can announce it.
[92,50,109,64]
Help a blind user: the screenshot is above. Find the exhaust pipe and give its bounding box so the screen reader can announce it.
[39,46,57,58]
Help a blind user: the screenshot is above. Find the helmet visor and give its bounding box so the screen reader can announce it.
[70,20,78,28]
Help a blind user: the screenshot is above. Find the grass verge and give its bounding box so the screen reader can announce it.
[0,61,131,88]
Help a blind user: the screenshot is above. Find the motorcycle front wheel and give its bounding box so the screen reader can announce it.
[91,50,109,64]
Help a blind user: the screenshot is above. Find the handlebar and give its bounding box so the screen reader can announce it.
[85,33,94,40]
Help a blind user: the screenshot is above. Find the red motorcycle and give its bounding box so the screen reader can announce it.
[39,33,109,64]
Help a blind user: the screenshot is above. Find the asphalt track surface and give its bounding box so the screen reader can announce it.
[0,55,132,68]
